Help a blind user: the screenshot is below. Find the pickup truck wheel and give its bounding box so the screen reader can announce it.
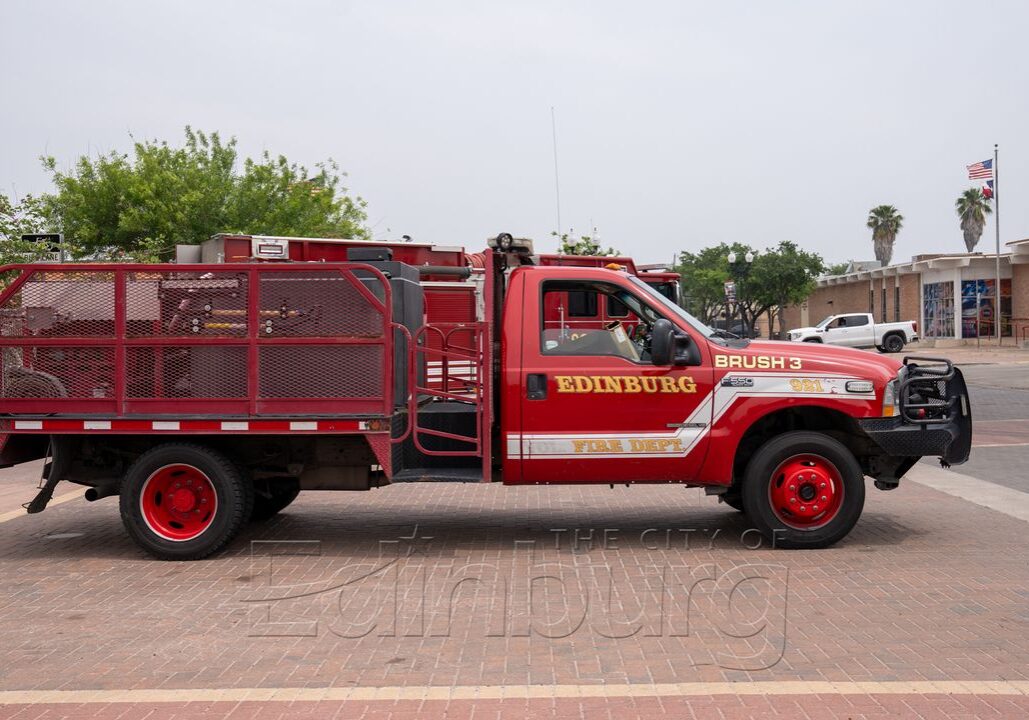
[803,337,822,343]
[883,334,905,353]
[742,431,865,549]
[120,443,254,560]
[251,477,301,522]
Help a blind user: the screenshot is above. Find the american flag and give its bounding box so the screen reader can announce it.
[967,159,993,180]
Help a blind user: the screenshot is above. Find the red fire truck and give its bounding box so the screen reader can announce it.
[0,234,971,559]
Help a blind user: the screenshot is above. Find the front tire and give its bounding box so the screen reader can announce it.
[741,431,865,549]
[120,443,254,560]
[720,491,745,512]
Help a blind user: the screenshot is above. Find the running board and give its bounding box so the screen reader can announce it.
[391,468,484,483]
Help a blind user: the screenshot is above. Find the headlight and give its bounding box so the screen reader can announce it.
[882,379,899,417]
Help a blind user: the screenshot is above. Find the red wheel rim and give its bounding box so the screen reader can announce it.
[139,464,218,541]
[767,453,844,530]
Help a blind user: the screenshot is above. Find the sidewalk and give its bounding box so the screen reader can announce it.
[903,343,1029,365]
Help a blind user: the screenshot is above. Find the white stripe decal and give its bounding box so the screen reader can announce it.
[515,374,876,460]
[13,420,43,430]
[83,420,111,430]
[290,421,318,431]
[151,421,180,431]
[220,421,248,431]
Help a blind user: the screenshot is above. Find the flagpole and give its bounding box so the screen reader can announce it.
[994,143,1001,341]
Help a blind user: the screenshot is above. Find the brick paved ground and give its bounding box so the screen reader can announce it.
[0,466,1028,718]
[1,359,1027,718]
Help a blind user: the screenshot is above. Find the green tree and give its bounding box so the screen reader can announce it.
[748,241,825,338]
[674,242,756,329]
[675,241,824,338]
[551,230,618,256]
[0,193,55,267]
[955,188,992,253]
[866,205,903,266]
[824,261,850,276]
[41,127,369,260]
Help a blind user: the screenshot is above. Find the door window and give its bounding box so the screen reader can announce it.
[540,280,661,363]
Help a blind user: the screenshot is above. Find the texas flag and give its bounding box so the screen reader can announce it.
[982,180,994,199]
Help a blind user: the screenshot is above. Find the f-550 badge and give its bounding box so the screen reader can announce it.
[721,376,754,388]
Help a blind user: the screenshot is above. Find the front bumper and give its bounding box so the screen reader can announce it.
[858,357,972,465]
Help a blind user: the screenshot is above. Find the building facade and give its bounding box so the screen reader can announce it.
[781,240,1029,343]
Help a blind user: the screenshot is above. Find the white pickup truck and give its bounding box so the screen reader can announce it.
[787,313,919,353]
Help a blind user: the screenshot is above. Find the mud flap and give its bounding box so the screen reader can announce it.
[23,437,73,514]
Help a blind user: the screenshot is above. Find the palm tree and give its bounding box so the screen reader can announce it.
[955,188,993,253]
[866,205,904,266]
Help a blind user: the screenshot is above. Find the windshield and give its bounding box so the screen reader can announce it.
[815,316,835,329]
[626,275,715,338]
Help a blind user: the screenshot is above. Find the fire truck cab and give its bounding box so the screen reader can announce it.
[0,234,972,559]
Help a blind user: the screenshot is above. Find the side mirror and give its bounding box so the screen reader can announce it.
[651,319,700,366]
[650,319,676,365]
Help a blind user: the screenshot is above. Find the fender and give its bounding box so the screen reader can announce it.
[695,395,880,486]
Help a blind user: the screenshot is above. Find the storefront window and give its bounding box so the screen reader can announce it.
[961,279,1012,338]
[923,281,954,338]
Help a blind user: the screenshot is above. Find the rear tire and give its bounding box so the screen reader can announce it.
[119,443,253,560]
[741,431,865,549]
[883,333,905,353]
[251,477,301,522]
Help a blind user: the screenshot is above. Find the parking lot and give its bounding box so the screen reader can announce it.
[0,353,1027,719]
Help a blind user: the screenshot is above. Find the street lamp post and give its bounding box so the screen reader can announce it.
[726,250,755,337]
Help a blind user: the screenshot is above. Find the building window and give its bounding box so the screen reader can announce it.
[894,286,900,322]
[960,279,1012,338]
[922,281,955,338]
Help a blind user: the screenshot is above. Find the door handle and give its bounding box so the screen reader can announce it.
[527,373,547,400]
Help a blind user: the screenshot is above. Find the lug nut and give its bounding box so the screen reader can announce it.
[800,506,806,512]
[813,505,819,511]
[820,482,826,489]
[821,495,828,502]
[789,485,796,491]
[790,498,797,503]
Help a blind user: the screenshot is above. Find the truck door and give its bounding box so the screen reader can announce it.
[823,315,855,346]
[510,275,713,484]
[847,315,874,346]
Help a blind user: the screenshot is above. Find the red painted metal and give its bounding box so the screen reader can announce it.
[1,246,913,495]
[408,323,487,457]
[140,464,217,541]
[767,453,845,530]
[0,262,394,420]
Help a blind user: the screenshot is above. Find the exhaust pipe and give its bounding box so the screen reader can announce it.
[84,484,119,502]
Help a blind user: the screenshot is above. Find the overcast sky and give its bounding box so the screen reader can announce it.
[2,0,1027,265]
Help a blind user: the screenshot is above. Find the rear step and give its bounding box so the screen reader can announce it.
[395,401,482,473]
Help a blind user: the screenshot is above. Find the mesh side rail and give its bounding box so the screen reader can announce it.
[0,263,394,419]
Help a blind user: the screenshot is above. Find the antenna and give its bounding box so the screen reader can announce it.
[551,106,562,238]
